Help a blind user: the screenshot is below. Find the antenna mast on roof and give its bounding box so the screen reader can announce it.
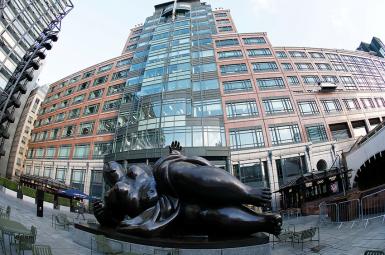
[172,0,177,21]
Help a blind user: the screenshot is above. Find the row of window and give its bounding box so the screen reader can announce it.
[215,37,266,47]
[46,69,128,103]
[37,99,121,127]
[40,83,124,115]
[224,96,385,119]
[33,117,117,142]
[49,58,132,93]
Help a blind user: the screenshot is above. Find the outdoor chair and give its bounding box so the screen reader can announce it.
[291,226,319,250]
[272,230,295,248]
[15,225,37,255]
[364,251,385,255]
[0,229,5,254]
[32,244,53,255]
[91,234,123,255]
[54,213,72,230]
[0,206,10,219]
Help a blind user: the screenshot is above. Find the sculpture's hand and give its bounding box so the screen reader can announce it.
[92,199,106,225]
[250,187,272,206]
[169,140,182,154]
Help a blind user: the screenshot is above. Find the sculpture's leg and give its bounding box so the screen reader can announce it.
[169,163,271,206]
[198,206,282,236]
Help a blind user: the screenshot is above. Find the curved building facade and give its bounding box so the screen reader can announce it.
[26,0,385,207]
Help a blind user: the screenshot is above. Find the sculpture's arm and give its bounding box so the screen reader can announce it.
[92,199,122,227]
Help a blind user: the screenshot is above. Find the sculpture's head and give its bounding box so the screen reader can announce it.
[106,163,158,218]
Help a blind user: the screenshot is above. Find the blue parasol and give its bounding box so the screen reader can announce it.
[58,189,89,199]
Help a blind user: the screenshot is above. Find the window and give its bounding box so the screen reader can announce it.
[103,99,121,112]
[316,63,332,70]
[59,100,70,109]
[269,124,301,146]
[45,147,56,158]
[322,75,339,84]
[296,63,314,70]
[342,98,361,111]
[329,123,351,140]
[165,79,191,91]
[221,63,248,74]
[191,38,212,46]
[309,52,325,59]
[55,112,66,122]
[82,70,95,79]
[215,38,239,47]
[229,127,264,150]
[73,94,85,104]
[326,53,341,61]
[192,50,214,58]
[215,12,227,17]
[49,128,60,140]
[107,83,124,95]
[192,63,217,74]
[360,98,375,109]
[223,79,253,93]
[287,76,300,85]
[298,100,320,115]
[112,69,129,80]
[193,99,222,117]
[68,108,80,119]
[88,89,104,100]
[192,79,219,91]
[98,63,113,73]
[98,118,117,134]
[83,104,99,115]
[58,145,71,159]
[62,126,75,138]
[306,124,328,143]
[333,63,347,71]
[73,144,90,159]
[218,26,233,32]
[35,148,44,158]
[116,58,132,67]
[247,48,272,57]
[252,62,278,72]
[78,122,94,136]
[276,156,307,185]
[256,77,285,90]
[243,37,266,44]
[226,100,258,118]
[93,75,108,86]
[289,51,307,58]
[263,98,294,115]
[218,50,243,59]
[93,142,112,159]
[65,87,75,96]
[340,76,357,90]
[144,67,164,78]
[352,120,367,137]
[321,99,342,113]
[78,81,90,91]
[43,167,52,178]
[275,51,287,58]
[34,166,41,176]
[71,169,85,192]
[55,168,66,182]
[302,75,320,85]
[281,63,293,71]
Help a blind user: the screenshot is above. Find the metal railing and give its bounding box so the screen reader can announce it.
[361,189,385,228]
[319,189,385,228]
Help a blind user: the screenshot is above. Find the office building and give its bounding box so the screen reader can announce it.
[26,0,385,207]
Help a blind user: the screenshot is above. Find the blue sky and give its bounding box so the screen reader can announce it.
[38,0,385,85]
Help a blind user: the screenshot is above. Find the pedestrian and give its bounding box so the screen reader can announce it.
[76,200,85,220]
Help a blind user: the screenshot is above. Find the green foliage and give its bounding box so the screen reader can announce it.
[0,177,18,191]
[22,186,36,198]
[58,197,71,207]
[44,193,54,203]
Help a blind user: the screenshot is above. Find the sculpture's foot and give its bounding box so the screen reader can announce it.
[247,187,272,207]
[262,213,282,236]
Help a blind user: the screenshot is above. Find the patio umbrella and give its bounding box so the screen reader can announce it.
[58,189,89,199]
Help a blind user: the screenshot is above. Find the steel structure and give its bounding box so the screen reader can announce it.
[0,0,74,157]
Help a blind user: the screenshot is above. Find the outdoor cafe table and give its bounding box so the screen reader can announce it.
[0,218,30,254]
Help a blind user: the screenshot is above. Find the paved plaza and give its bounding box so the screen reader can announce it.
[1,190,385,255]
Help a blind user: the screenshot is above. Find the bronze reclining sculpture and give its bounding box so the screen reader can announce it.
[93,141,282,238]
